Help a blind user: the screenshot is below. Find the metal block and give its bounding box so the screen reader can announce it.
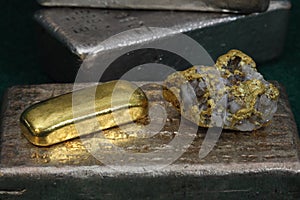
[34,0,290,82]
[0,82,299,199]
[37,0,270,14]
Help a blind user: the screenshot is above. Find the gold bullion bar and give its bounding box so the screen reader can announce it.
[20,80,148,146]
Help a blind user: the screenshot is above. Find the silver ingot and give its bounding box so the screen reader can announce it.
[0,82,299,198]
[34,0,291,82]
[37,0,270,13]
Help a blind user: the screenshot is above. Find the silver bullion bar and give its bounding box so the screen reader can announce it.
[37,0,270,13]
[0,83,299,199]
[34,0,291,82]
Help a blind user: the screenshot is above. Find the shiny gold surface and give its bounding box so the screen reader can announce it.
[163,65,226,127]
[216,49,257,72]
[216,50,279,127]
[163,50,280,131]
[20,80,148,146]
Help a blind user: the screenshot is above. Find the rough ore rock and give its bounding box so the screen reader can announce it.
[163,49,280,131]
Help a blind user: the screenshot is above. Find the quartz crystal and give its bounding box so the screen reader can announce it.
[163,50,279,131]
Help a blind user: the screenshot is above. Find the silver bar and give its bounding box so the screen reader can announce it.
[0,83,299,198]
[34,0,291,82]
[37,0,270,13]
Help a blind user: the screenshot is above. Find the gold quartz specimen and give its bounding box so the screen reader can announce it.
[163,50,280,131]
[20,80,148,146]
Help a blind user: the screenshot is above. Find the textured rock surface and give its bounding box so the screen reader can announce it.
[163,50,280,131]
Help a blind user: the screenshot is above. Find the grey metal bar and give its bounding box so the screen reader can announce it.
[0,83,299,199]
[34,0,291,82]
[37,0,271,14]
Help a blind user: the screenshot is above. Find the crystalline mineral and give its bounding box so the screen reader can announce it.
[163,50,279,131]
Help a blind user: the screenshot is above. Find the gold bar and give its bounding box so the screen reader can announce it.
[20,80,148,146]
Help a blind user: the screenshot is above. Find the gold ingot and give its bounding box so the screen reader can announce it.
[20,80,148,146]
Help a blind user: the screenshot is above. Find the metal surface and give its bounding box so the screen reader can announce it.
[0,82,299,199]
[34,0,291,82]
[37,0,270,14]
[20,80,148,146]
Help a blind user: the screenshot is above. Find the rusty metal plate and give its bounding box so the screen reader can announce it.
[0,82,299,199]
[35,0,291,82]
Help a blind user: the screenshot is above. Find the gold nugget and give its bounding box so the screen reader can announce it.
[163,50,279,131]
[20,80,148,146]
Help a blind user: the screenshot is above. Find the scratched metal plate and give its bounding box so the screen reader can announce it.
[0,82,299,199]
[35,0,291,82]
[37,0,270,13]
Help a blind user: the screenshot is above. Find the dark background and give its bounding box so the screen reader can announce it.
[0,0,299,132]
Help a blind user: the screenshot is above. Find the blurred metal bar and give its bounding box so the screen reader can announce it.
[37,0,270,14]
[34,0,291,82]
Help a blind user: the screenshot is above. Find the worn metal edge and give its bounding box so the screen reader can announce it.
[0,89,10,157]
[280,85,300,160]
[37,0,271,14]
[0,162,300,178]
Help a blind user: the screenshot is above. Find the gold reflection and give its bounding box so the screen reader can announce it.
[20,80,148,146]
